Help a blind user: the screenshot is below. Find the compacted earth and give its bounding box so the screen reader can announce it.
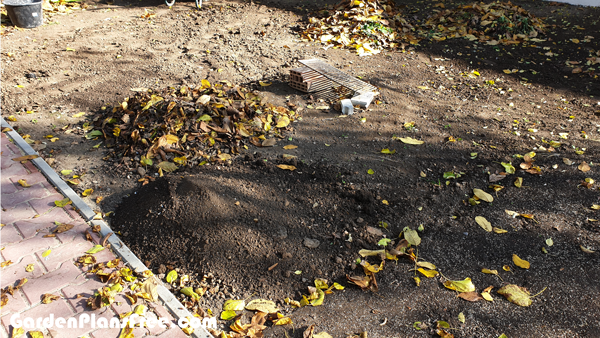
[2,0,600,337]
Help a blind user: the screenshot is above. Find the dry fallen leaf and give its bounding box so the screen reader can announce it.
[283,145,298,150]
[458,291,483,302]
[497,284,532,307]
[512,254,530,269]
[276,164,296,171]
[475,216,492,232]
[580,245,595,254]
[12,155,39,162]
[578,162,591,172]
[41,293,60,304]
[473,189,493,203]
[262,138,277,147]
[245,299,279,313]
[398,137,424,145]
[443,277,476,293]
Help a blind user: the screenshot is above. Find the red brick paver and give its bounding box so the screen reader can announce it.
[1,132,190,337]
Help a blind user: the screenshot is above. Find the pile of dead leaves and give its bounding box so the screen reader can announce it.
[300,0,419,56]
[424,1,547,45]
[43,0,88,16]
[87,80,298,177]
[302,0,548,55]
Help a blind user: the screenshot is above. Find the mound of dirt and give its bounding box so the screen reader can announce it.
[113,156,389,309]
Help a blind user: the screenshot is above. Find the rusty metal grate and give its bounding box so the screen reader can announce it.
[299,58,377,96]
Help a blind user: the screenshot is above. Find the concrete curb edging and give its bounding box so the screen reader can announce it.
[1,117,213,338]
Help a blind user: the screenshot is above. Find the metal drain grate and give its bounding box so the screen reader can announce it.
[299,58,377,96]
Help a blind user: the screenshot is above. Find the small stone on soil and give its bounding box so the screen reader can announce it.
[303,238,320,248]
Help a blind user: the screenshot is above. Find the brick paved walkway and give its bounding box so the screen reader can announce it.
[1,132,189,338]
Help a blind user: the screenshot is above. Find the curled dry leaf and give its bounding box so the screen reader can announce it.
[481,286,494,301]
[41,293,60,304]
[580,245,595,254]
[53,223,74,233]
[514,177,523,188]
[12,155,39,162]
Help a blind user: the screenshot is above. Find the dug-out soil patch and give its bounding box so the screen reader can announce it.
[113,152,600,337]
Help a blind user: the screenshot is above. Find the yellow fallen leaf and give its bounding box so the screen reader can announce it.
[580,245,595,253]
[497,284,532,307]
[481,268,498,275]
[398,137,424,145]
[283,145,298,150]
[259,81,272,86]
[475,216,492,232]
[416,261,436,269]
[417,268,439,278]
[276,116,290,128]
[223,299,245,311]
[417,86,430,90]
[514,177,523,188]
[512,254,530,269]
[493,227,508,234]
[17,179,31,188]
[473,189,493,203]
[443,277,475,293]
[277,164,296,171]
[245,299,279,313]
[82,189,94,197]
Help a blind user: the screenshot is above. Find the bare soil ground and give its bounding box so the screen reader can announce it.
[2,0,600,337]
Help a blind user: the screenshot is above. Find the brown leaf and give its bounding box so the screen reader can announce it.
[12,155,39,162]
[53,223,74,233]
[262,138,276,147]
[520,162,532,170]
[578,162,591,172]
[457,291,483,302]
[303,325,315,338]
[346,274,371,291]
[366,226,384,236]
[488,173,506,182]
